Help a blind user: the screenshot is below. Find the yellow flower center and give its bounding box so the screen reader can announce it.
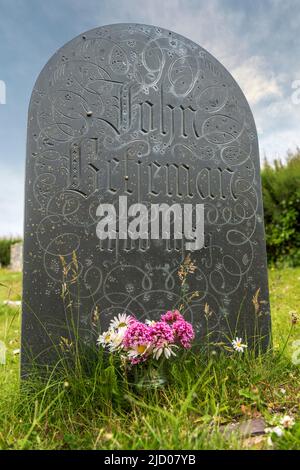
[137,344,147,354]
[118,322,127,328]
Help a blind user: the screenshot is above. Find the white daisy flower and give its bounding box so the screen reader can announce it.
[232,337,248,353]
[127,343,150,360]
[152,343,177,360]
[97,329,114,348]
[108,327,127,351]
[110,313,133,330]
[97,327,127,352]
[280,415,295,429]
[145,319,156,326]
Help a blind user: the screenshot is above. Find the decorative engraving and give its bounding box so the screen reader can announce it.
[22,24,271,371]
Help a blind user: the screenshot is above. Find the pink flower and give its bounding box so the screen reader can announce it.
[123,321,151,349]
[172,319,195,349]
[161,310,184,324]
[128,353,148,365]
[149,321,175,347]
[149,321,177,360]
[123,321,152,364]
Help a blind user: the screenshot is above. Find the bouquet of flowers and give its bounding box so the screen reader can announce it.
[97,310,195,365]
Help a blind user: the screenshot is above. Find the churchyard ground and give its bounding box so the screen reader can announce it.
[0,267,299,450]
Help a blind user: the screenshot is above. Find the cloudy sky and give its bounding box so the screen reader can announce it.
[0,0,299,236]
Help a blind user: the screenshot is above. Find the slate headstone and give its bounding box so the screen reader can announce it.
[22,23,271,373]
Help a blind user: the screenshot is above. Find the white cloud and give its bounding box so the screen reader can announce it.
[259,128,300,163]
[232,56,282,105]
[68,0,247,69]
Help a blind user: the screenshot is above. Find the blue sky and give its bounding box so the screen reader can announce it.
[0,0,299,236]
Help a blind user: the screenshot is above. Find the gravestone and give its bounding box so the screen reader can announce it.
[22,23,271,373]
[10,242,23,272]
[0,340,6,365]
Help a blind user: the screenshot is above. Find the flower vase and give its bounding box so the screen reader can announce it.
[131,361,168,390]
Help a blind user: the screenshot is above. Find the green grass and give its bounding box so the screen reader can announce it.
[0,267,299,450]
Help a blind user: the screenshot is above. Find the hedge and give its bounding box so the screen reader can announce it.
[261,150,300,266]
[0,238,22,267]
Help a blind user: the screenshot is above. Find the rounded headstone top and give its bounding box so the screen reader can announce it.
[30,22,256,137]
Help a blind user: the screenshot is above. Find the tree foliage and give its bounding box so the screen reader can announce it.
[261,150,300,266]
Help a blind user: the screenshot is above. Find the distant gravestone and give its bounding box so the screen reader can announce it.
[22,24,271,373]
[0,340,6,365]
[10,242,23,272]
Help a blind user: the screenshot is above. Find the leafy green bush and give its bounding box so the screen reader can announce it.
[261,150,300,266]
[0,238,22,267]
